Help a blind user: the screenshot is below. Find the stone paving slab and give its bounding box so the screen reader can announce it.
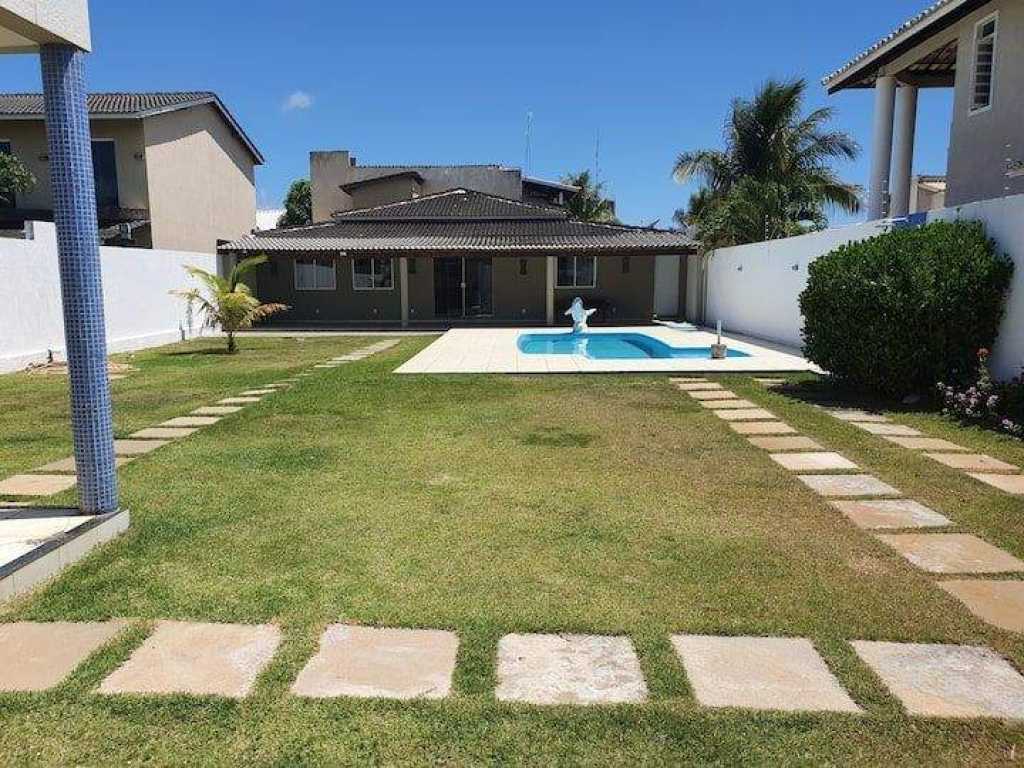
[715,409,778,422]
[748,436,824,452]
[924,453,1019,472]
[0,474,77,497]
[160,416,221,428]
[314,364,340,369]
[687,390,737,400]
[700,399,758,410]
[99,621,281,698]
[967,473,1024,495]
[754,378,786,387]
[192,406,243,416]
[830,500,952,530]
[853,422,922,437]
[0,621,127,692]
[797,474,900,498]
[770,452,858,472]
[876,534,1024,574]
[827,410,889,423]
[240,389,278,396]
[0,515,90,544]
[495,634,647,705]
[670,377,708,383]
[130,427,199,439]
[219,397,262,405]
[35,456,133,473]
[671,635,861,713]
[292,625,458,700]
[882,436,967,451]
[939,580,1024,633]
[730,422,798,435]
[851,641,1024,719]
[114,439,170,456]
[676,382,724,392]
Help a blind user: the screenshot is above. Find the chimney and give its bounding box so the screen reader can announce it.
[310,150,354,221]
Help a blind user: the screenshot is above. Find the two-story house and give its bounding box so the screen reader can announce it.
[0,91,263,252]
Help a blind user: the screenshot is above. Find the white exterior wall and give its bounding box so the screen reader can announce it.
[700,193,1024,380]
[0,221,216,373]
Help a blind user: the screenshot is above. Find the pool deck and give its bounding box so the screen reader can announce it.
[395,326,818,374]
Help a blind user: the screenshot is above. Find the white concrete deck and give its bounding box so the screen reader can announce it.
[395,326,817,374]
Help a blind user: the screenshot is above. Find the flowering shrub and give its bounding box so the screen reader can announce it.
[938,349,1024,439]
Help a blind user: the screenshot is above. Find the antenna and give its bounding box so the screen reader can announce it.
[594,127,601,185]
[524,111,533,174]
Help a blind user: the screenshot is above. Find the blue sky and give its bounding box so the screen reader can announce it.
[3,0,951,227]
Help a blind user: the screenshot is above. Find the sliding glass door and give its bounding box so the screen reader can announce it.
[434,257,493,318]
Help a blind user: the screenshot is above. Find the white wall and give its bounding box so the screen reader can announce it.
[703,221,891,348]
[700,193,1024,380]
[0,221,216,373]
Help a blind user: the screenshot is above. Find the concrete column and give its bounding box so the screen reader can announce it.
[39,45,118,514]
[399,257,409,327]
[545,255,555,325]
[890,84,919,218]
[867,75,897,220]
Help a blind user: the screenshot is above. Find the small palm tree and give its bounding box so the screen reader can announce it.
[172,255,289,353]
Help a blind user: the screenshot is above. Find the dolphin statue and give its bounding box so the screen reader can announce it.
[565,297,597,334]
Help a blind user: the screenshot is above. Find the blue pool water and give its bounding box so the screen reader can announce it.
[517,332,751,360]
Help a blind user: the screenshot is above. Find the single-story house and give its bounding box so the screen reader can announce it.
[824,0,1024,219]
[219,188,696,327]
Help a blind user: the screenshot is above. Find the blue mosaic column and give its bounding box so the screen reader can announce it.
[39,45,118,514]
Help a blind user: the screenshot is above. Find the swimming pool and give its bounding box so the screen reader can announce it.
[517,332,751,360]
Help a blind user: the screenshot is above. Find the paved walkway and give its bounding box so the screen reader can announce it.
[2,619,1024,719]
[0,339,401,584]
[679,378,1024,637]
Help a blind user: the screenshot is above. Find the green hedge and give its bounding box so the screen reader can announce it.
[799,220,1013,398]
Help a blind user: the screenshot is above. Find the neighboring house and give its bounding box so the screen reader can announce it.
[0,91,263,252]
[910,174,948,213]
[824,0,1024,219]
[256,208,285,231]
[220,188,695,327]
[309,149,583,221]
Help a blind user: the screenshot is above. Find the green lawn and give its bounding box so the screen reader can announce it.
[2,337,1024,765]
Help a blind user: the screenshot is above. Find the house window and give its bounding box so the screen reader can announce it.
[91,139,119,208]
[556,255,597,288]
[294,257,336,291]
[970,14,997,113]
[353,257,393,290]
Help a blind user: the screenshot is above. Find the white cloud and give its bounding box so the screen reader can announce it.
[282,90,313,112]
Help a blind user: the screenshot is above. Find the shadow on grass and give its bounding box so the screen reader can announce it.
[770,377,936,415]
[520,427,596,448]
[163,348,235,357]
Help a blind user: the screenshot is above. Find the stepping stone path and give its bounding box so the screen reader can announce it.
[967,473,1024,495]
[730,421,797,435]
[925,453,1018,472]
[292,625,458,700]
[130,427,199,439]
[35,456,133,473]
[495,633,647,705]
[852,641,1024,719]
[797,474,900,498]
[876,533,1024,574]
[219,397,262,405]
[883,436,966,451]
[770,452,858,472]
[854,422,922,437]
[671,635,861,713]
[160,416,221,428]
[0,474,78,497]
[748,436,824,451]
[939,581,1024,633]
[114,439,169,456]
[700,399,758,410]
[99,621,281,699]
[0,621,126,691]
[689,390,736,400]
[192,406,242,416]
[714,408,777,422]
[240,389,278,396]
[830,500,952,530]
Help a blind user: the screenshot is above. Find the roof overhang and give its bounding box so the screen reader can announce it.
[823,0,990,93]
[0,1,91,53]
[340,170,424,193]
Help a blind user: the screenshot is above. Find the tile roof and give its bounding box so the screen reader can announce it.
[220,188,696,256]
[0,91,263,163]
[822,0,978,92]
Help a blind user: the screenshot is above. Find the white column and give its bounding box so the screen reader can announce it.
[890,84,919,218]
[867,75,897,221]
[545,255,555,325]
[399,257,409,327]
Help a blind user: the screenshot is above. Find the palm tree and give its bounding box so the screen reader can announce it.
[172,255,289,353]
[673,78,860,247]
[561,170,618,223]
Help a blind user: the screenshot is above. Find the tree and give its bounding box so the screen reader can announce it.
[672,78,860,248]
[277,179,312,227]
[561,170,618,223]
[172,256,289,353]
[0,153,35,207]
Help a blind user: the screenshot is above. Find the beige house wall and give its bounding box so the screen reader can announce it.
[0,118,148,210]
[143,103,256,253]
